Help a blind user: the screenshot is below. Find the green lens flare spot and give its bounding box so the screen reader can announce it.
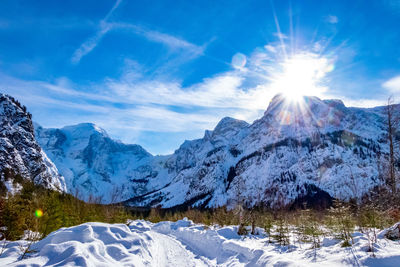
[35,209,43,218]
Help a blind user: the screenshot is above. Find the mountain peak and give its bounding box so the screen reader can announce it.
[0,94,66,192]
[214,117,248,132]
[61,123,108,139]
[323,99,346,109]
[0,94,31,122]
[265,94,325,114]
[264,94,350,120]
[209,117,249,142]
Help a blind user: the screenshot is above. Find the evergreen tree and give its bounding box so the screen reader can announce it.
[273,214,290,246]
[327,200,355,247]
[263,213,274,243]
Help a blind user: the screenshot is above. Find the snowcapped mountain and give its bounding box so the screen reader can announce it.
[35,94,396,208]
[35,122,171,203]
[125,95,391,208]
[0,94,66,193]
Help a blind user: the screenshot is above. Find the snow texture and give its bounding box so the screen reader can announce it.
[1,219,400,266]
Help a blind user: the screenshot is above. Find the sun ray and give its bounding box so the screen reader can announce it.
[269,52,334,103]
[269,0,288,60]
[289,1,294,56]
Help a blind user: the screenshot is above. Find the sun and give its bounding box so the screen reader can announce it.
[270,53,334,102]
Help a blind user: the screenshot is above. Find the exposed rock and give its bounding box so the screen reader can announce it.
[385,222,400,241]
[0,94,66,192]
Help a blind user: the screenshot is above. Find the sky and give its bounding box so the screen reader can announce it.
[1,0,400,155]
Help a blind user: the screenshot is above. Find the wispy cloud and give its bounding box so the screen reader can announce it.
[11,41,388,125]
[332,97,387,108]
[273,32,288,40]
[103,0,123,21]
[0,71,242,133]
[326,15,339,24]
[71,0,121,64]
[1,39,391,154]
[108,22,205,57]
[71,0,204,64]
[382,75,400,93]
[71,23,112,64]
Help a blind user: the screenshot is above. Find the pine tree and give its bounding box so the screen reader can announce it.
[327,200,355,247]
[296,209,324,260]
[273,214,290,246]
[148,207,162,223]
[263,213,274,243]
[359,205,382,257]
[40,191,64,236]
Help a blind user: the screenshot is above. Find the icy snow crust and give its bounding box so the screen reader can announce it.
[35,95,395,207]
[1,219,400,266]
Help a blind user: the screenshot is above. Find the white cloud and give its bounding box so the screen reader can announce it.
[273,32,288,39]
[109,22,205,57]
[264,45,277,53]
[2,40,390,154]
[71,23,112,64]
[336,97,387,108]
[71,0,204,64]
[11,41,381,129]
[71,0,121,64]
[382,75,400,93]
[103,0,123,21]
[106,74,247,108]
[0,70,252,135]
[326,15,339,24]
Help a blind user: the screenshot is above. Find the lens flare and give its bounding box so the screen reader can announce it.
[35,209,43,218]
[231,53,247,69]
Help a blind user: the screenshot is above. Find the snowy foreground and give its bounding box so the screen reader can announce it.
[1,219,400,267]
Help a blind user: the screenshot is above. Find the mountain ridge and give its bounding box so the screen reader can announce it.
[33,94,397,208]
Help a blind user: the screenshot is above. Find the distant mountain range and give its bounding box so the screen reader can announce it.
[1,93,397,208]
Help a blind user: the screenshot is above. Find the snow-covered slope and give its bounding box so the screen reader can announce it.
[126,95,393,208]
[35,123,170,202]
[1,219,400,266]
[35,94,396,207]
[0,94,66,192]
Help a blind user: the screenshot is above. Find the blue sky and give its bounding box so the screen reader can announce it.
[1,0,400,154]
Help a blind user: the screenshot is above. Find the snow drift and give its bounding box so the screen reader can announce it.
[1,219,400,266]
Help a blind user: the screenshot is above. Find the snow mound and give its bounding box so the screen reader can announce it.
[0,223,155,266]
[2,220,400,266]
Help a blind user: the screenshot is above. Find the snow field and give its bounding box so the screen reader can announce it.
[1,219,400,266]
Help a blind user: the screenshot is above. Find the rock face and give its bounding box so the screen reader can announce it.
[35,94,398,208]
[384,222,400,241]
[0,94,66,192]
